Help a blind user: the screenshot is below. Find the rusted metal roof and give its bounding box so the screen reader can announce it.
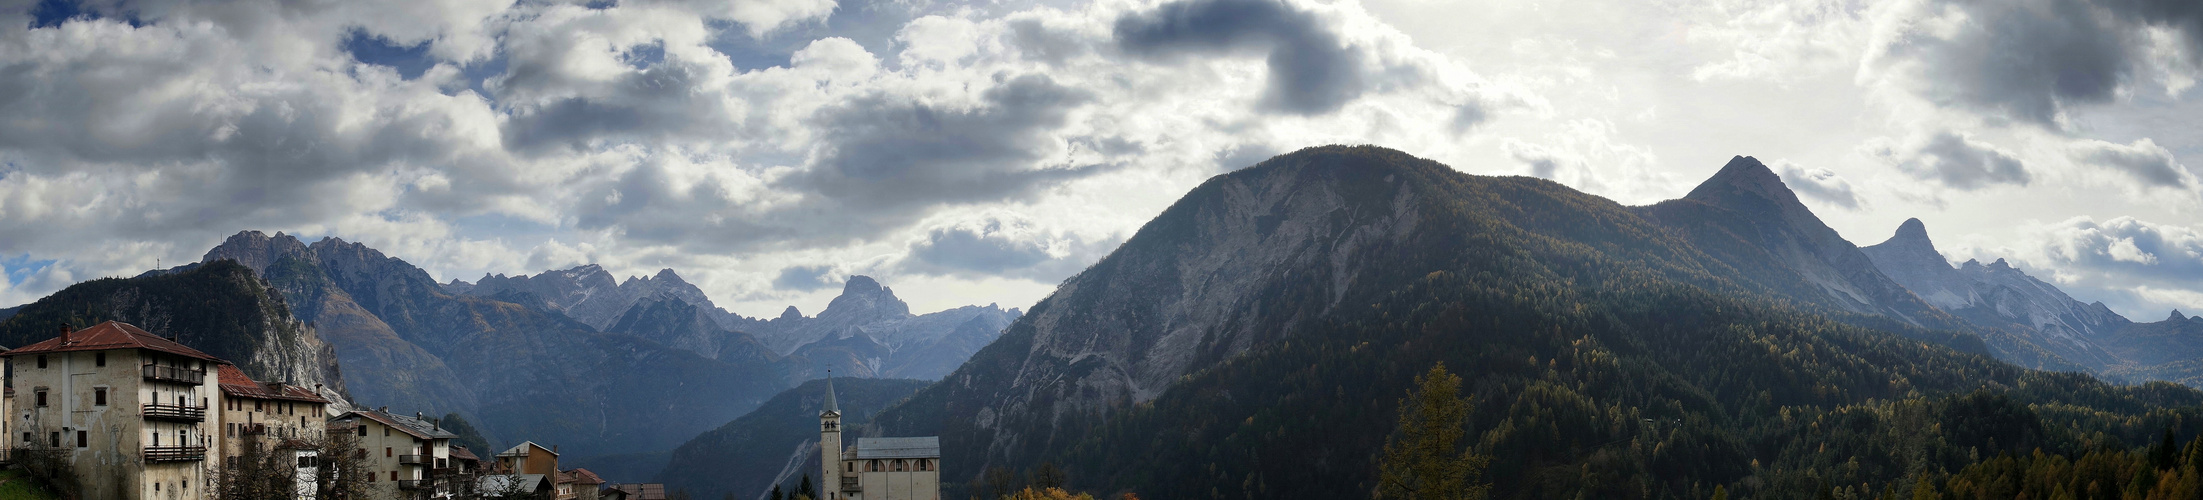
[4,321,222,361]
[217,364,329,403]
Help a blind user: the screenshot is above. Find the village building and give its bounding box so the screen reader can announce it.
[820,377,941,500]
[556,468,606,500]
[330,408,459,499]
[4,321,222,499]
[216,364,331,499]
[601,483,667,500]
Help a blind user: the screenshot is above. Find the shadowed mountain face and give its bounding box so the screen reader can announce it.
[202,231,785,458]
[1636,156,1968,331]
[0,260,349,406]
[867,146,2196,498]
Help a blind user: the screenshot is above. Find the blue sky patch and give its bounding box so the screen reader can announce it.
[3,255,57,286]
[344,29,436,80]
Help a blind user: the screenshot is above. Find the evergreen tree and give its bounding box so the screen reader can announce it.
[1709,485,1727,500]
[770,484,784,500]
[1375,363,1490,500]
[799,474,815,500]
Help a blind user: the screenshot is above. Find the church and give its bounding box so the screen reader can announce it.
[821,377,942,500]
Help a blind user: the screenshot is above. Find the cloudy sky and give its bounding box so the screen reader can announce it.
[1,0,2199,321]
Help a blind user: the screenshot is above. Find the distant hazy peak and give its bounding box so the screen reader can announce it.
[779,306,803,320]
[843,275,884,294]
[1683,155,1793,205]
[1868,218,1943,261]
[2175,310,2189,322]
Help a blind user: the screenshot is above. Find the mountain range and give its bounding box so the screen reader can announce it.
[854,146,2203,498]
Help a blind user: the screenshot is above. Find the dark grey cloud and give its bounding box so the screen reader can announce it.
[1114,0,1366,115]
[901,219,1122,283]
[773,264,837,291]
[1874,0,2203,127]
[498,61,733,154]
[791,73,1106,213]
[1872,131,2031,190]
[2070,138,2194,189]
[1774,161,1864,210]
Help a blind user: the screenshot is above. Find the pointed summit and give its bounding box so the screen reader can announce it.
[2174,310,2189,322]
[1684,156,1797,206]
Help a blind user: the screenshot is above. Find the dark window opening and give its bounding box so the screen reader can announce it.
[94,388,106,406]
[94,352,104,367]
[34,390,46,407]
[36,355,45,369]
[75,431,85,448]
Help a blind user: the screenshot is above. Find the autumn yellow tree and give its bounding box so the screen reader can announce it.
[1375,363,1491,500]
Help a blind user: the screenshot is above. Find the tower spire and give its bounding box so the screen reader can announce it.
[824,369,840,416]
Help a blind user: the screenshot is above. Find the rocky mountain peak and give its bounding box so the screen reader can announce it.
[1684,156,1796,206]
[818,275,910,322]
[2174,310,2189,322]
[779,306,803,320]
[203,230,313,273]
[652,268,687,284]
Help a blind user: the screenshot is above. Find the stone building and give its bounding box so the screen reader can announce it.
[329,408,458,499]
[820,377,940,500]
[5,321,222,499]
[217,364,331,499]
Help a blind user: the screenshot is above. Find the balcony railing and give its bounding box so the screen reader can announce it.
[142,403,205,422]
[142,365,205,385]
[840,477,861,491]
[397,479,427,490]
[398,454,426,465]
[145,446,206,462]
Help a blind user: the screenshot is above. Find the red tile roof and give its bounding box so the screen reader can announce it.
[450,446,481,462]
[217,365,329,403]
[561,468,607,486]
[4,321,222,361]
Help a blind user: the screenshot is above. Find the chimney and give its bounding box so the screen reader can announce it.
[59,324,71,343]
[552,445,559,454]
[380,406,388,412]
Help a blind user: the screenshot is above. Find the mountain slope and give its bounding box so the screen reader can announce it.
[206,232,480,420]
[655,378,931,500]
[0,260,349,405]
[867,145,2197,498]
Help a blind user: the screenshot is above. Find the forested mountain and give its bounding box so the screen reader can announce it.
[866,146,2203,499]
[655,378,931,500]
[0,260,349,406]
[200,231,786,459]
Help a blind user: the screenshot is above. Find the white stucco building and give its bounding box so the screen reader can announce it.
[820,378,940,500]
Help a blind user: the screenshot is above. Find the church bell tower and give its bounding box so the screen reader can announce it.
[821,372,843,499]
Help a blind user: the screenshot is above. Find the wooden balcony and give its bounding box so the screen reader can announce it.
[142,365,205,385]
[397,479,427,490]
[398,454,426,465]
[145,446,206,463]
[142,403,205,422]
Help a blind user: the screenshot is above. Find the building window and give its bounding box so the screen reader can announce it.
[358,425,368,437]
[94,388,106,406]
[255,400,263,412]
[35,355,45,369]
[75,431,85,448]
[869,460,882,472]
[34,390,46,407]
[21,432,29,443]
[299,455,316,468]
[893,460,905,472]
[386,447,392,458]
[390,471,398,481]
[847,463,854,472]
[49,432,58,448]
[94,352,104,367]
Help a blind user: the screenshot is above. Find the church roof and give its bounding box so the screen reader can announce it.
[853,437,939,459]
[823,375,840,415]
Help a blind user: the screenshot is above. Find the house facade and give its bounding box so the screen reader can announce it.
[330,408,458,499]
[217,364,331,499]
[5,322,223,500]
